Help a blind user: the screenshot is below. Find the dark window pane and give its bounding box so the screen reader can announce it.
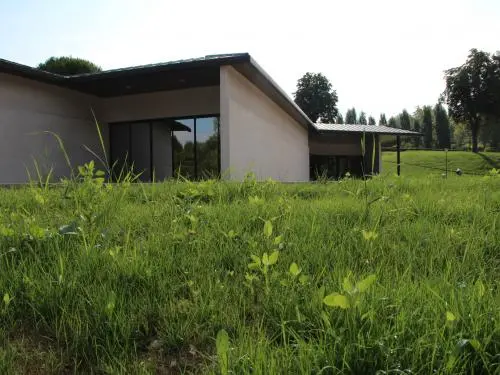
[110,123,131,180]
[130,123,151,181]
[196,117,220,179]
[173,119,195,179]
[151,121,173,180]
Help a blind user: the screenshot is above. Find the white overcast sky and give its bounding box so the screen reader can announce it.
[1,0,499,120]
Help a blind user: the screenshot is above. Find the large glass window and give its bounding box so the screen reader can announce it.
[196,117,220,178]
[172,119,195,179]
[110,115,219,182]
[173,116,220,179]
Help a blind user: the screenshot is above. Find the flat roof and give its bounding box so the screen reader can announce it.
[0,53,314,131]
[314,123,422,136]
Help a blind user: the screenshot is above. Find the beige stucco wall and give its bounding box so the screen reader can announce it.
[220,66,309,181]
[0,73,107,184]
[98,86,220,123]
[309,133,362,156]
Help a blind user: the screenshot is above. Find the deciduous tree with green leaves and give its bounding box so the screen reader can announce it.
[294,73,338,123]
[444,49,499,152]
[38,56,102,75]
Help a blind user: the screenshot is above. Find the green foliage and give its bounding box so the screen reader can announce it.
[382,150,500,176]
[422,105,434,148]
[388,116,397,128]
[37,56,102,75]
[345,107,357,124]
[444,49,500,152]
[0,164,499,373]
[294,72,338,122]
[336,113,344,124]
[434,103,451,149]
[358,111,367,125]
[368,116,376,125]
[399,109,411,130]
[216,329,230,375]
[412,119,422,148]
[379,113,387,126]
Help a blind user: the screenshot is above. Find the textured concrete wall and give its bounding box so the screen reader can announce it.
[220,66,309,181]
[0,73,106,184]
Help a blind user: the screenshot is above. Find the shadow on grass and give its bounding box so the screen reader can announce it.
[477,153,500,169]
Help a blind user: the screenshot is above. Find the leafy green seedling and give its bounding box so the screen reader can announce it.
[362,230,378,241]
[263,220,273,238]
[216,329,230,375]
[323,273,377,309]
[289,262,301,277]
[323,293,350,309]
[247,251,280,295]
[446,311,457,322]
[3,293,12,307]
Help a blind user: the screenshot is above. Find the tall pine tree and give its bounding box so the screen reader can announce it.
[368,116,376,125]
[345,108,357,124]
[413,119,421,148]
[359,111,367,125]
[379,113,388,126]
[388,117,397,128]
[422,106,433,148]
[434,103,451,149]
[399,109,411,130]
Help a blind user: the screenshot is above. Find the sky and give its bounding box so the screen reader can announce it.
[1,0,499,121]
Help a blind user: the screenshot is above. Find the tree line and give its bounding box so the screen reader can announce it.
[294,49,500,152]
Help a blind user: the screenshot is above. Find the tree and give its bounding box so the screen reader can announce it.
[443,49,498,152]
[399,109,411,130]
[413,119,421,148]
[336,113,344,124]
[368,116,376,125]
[388,117,397,128]
[294,73,338,123]
[345,108,357,124]
[379,113,387,126]
[359,111,367,125]
[422,106,433,148]
[434,103,451,149]
[38,56,102,75]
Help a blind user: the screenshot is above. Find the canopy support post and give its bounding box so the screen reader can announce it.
[396,136,401,176]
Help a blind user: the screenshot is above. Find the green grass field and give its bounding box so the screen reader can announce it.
[382,150,500,177]
[0,156,499,374]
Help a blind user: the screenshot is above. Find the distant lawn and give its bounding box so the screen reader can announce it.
[382,150,500,176]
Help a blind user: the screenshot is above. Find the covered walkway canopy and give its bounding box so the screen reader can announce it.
[311,124,422,176]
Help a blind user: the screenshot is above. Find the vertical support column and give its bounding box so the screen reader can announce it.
[219,67,231,178]
[396,136,401,176]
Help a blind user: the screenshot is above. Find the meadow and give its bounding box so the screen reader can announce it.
[0,155,499,374]
[382,150,500,177]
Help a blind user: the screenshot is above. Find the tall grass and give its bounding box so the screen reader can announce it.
[0,170,499,373]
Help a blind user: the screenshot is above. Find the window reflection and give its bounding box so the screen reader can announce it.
[172,119,195,179]
[196,117,220,178]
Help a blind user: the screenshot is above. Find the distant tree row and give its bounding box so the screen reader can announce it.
[293,48,500,152]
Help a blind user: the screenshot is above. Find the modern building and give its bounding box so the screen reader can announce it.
[0,53,419,184]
